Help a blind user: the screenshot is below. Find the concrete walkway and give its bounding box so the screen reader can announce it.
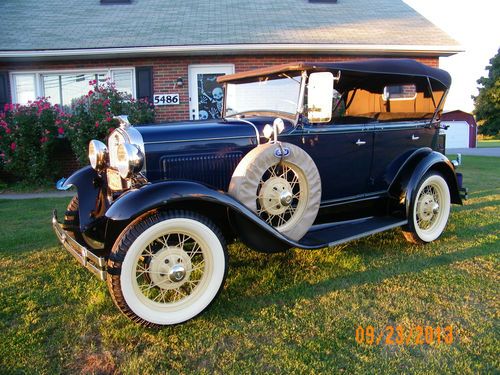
[447,147,500,157]
[0,191,74,200]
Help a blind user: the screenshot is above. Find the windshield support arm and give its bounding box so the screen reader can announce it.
[295,70,308,125]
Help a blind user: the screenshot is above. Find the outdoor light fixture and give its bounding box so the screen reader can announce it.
[176,77,184,87]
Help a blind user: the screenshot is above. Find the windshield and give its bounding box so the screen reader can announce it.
[225,75,302,117]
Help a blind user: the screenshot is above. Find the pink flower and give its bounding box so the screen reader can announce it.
[55,119,62,125]
[10,142,16,151]
[58,127,64,135]
[88,90,94,96]
[103,99,110,106]
[105,117,112,122]
[95,121,99,128]
[89,79,97,85]
[5,127,11,134]
[40,136,48,144]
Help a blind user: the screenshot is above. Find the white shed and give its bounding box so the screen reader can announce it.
[441,121,471,149]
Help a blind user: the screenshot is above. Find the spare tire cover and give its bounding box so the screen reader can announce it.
[229,142,321,241]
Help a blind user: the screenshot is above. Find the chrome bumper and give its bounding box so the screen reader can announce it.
[52,210,107,281]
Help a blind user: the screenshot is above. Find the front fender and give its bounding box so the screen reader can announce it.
[105,180,296,251]
[405,151,462,216]
[62,166,102,230]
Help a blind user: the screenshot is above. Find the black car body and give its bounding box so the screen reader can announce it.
[53,59,466,327]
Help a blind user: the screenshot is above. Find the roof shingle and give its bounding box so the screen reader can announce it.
[0,0,459,52]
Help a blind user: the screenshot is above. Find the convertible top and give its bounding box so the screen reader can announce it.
[218,59,451,90]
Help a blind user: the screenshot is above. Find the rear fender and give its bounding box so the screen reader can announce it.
[105,180,295,252]
[401,152,462,217]
[62,166,103,231]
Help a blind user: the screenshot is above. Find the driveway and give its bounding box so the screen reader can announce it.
[447,147,500,157]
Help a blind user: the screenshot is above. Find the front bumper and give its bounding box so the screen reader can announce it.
[52,210,107,281]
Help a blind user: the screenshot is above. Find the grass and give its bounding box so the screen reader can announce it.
[1,156,499,374]
[477,139,500,148]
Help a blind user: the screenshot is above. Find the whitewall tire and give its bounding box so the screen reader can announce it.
[403,172,451,244]
[107,211,227,327]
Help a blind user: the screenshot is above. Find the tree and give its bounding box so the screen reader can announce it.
[473,48,500,136]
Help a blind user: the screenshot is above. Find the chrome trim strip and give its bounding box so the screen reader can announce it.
[230,118,260,144]
[144,135,256,145]
[52,210,106,281]
[320,190,387,207]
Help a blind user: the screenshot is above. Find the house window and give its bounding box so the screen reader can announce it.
[10,68,135,106]
[12,74,37,104]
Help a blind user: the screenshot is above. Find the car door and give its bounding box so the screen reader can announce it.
[368,120,435,193]
[284,122,374,203]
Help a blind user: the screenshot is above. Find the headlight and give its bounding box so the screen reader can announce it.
[88,140,108,172]
[116,143,144,178]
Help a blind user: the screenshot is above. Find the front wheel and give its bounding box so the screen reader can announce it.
[107,211,228,327]
[403,172,451,244]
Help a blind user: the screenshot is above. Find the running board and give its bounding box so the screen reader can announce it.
[298,216,407,249]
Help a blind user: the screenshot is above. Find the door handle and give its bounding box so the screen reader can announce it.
[355,139,366,146]
[412,134,420,141]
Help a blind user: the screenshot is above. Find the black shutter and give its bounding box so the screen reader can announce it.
[0,72,9,111]
[135,67,153,103]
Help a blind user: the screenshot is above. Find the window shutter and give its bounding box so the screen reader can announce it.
[0,72,9,110]
[135,67,153,103]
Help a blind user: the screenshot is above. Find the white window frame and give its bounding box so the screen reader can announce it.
[9,67,136,104]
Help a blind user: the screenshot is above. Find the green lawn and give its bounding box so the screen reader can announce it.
[477,139,500,148]
[1,156,498,374]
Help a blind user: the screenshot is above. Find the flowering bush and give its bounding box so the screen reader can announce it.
[66,79,155,163]
[0,99,71,183]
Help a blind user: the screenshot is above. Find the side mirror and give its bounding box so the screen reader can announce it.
[307,72,334,123]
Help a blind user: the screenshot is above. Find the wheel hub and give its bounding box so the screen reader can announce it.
[418,194,439,221]
[259,176,293,215]
[148,247,192,290]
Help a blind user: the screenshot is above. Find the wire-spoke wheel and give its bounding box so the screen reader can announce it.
[107,211,227,327]
[229,142,321,241]
[256,161,308,233]
[403,172,451,244]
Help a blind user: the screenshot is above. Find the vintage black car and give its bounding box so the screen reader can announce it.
[53,59,467,327]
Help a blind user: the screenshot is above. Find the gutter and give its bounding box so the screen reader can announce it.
[0,43,463,61]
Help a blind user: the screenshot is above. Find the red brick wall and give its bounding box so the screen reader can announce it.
[0,55,439,122]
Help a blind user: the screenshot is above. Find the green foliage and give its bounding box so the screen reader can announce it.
[473,48,500,136]
[66,79,155,164]
[0,99,70,183]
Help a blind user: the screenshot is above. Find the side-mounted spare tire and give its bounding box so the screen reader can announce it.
[229,142,321,241]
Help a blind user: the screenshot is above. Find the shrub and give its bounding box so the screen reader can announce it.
[0,99,71,183]
[66,80,155,163]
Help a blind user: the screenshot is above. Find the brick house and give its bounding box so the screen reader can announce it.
[0,0,460,124]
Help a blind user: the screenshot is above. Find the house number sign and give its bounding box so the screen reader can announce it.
[153,94,180,105]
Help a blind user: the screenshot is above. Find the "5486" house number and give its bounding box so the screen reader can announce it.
[153,94,180,105]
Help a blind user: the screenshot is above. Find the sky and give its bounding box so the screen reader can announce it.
[404,0,499,113]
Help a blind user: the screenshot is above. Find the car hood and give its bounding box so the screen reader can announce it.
[135,119,259,144]
[134,117,295,144]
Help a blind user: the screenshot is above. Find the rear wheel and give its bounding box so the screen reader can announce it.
[107,210,228,327]
[403,172,451,244]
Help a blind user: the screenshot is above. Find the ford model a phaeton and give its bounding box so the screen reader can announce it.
[53,59,466,327]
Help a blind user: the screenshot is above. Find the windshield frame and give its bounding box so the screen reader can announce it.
[223,71,307,123]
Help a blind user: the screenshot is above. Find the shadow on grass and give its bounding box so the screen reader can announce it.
[219,241,499,320]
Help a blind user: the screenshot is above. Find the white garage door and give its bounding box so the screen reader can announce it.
[442,121,470,149]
